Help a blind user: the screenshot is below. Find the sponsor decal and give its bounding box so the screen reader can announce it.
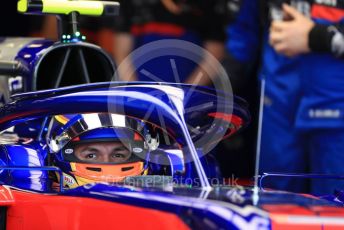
[226,186,245,204]
[64,174,77,186]
[309,109,341,118]
[65,148,73,154]
[133,147,143,153]
[8,76,23,93]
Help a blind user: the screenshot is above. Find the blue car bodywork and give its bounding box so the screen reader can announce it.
[0,82,342,229]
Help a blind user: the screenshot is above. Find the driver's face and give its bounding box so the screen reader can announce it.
[74,142,131,163]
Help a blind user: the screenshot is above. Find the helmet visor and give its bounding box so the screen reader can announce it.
[46,113,147,153]
[62,133,146,164]
[72,141,132,164]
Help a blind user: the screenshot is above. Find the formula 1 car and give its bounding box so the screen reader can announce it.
[1,1,344,230]
[0,82,343,230]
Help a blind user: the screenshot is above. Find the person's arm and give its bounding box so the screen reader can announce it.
[269,3,344,59]
[40,16,58,40]
[113,32,138,81]
[112,0,137,81]
[184,41,225,85]
[185,1,227,85]
[309,24,344,59]
[269,4,314,57]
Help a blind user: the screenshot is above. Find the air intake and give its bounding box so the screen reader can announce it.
[34,43,115,90]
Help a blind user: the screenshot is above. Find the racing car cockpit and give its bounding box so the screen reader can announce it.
[0,82,249,193]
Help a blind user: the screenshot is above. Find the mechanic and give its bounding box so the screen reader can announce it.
[46,114,156,189]
[113,0,227,85]
[227,0,344,195]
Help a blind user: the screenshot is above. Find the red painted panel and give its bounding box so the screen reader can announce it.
[263,204,344,230]
[311,4,344,22]
[208,113,243,127]
[263,204,314,215]
[6,189,190,230]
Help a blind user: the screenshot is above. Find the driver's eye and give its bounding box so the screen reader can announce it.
[112,153,125,158]
[85,153,97,159]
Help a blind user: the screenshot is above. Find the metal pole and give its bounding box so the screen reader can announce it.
[253,76,266,205]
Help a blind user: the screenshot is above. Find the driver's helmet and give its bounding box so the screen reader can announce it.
[46,113,159,189]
